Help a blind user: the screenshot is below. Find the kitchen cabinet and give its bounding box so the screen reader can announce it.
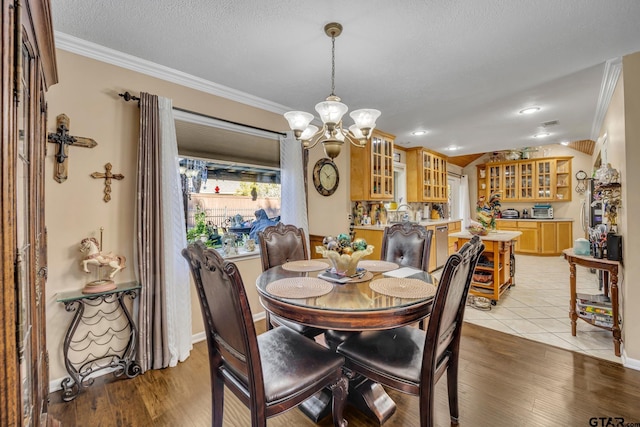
[477,157,572,203]
[407,148,448,202]
[352,228,384,261]
[350,129,395,201]
[1,1,58,424]
[448,221,462,254]
[496,219,573,255]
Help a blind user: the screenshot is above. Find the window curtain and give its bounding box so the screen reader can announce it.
[279,131,310,248]
[136,93,192,372]
[460,174,471,229]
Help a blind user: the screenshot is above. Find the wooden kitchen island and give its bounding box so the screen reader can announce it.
[450,230,522,304]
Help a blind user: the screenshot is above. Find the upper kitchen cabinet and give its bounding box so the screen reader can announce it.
[477,156,572,203]
[350,129,394,201]
[478,163,517,202]
[406,148,448,202]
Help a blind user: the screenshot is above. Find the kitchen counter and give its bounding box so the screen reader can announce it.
[449,230,522,241]
[450,230,521,303]
[354,218,462,230]
[496,218,573,222]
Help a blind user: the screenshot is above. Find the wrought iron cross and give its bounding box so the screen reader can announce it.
[47,114,98,183]
[91,163,124,202]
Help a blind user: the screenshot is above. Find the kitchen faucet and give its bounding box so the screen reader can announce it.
[395,204,414,222]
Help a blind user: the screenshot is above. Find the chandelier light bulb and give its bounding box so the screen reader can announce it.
[315,99,348,125]
[284,111,314,133]
[300,124,319,141]
[350,109,381,131]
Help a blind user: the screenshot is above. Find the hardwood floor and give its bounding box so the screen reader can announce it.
[48,322,640,426]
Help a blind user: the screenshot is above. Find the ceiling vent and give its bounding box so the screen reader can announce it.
[541,120,559,127]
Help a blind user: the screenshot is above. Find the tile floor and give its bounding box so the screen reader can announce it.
[448,254,620,363]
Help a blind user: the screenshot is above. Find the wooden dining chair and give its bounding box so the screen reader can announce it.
[381,222,434,328]
[381,222,433,272]
[336,235,484,427]
[258,223,324,338]
[182,242,348,427]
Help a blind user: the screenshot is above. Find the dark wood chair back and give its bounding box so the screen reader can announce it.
[422,235,484,393]
[258,223,309,271]
[182,242,348,427]
[336,235,484,427]
[257,223,323,337]
[380,222,433,271]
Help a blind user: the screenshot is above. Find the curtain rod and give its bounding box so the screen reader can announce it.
[447,171,464,178]
[118,92,287,137]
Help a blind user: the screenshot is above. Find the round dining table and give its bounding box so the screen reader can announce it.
[256,263,438,424]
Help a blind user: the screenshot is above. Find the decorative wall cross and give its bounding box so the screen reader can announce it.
[91,163,124,202]
[47,114,98,183]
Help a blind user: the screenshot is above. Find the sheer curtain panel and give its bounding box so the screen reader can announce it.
[136,93,192,372]
[460,175,471,229]
[279,132,310,248]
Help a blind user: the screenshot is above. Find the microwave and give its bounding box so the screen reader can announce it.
[531,205,553,219]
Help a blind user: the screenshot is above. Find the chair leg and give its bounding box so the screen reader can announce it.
[419,384,435,427]
[447,357,460,424]
[212,374,225,427]
[330,375,349,427]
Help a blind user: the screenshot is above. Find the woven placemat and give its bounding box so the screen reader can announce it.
[358,260,399,273]
[266,277,333,298]
[369,278,436,299]
[282,260,330,272]
[346,271,374,283]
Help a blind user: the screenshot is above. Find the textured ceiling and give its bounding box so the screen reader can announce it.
[51,0,640,156]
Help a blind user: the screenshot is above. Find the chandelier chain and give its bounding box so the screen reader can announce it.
[331,34,336,97]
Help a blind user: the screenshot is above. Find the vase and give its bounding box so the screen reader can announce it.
[316,245,374,276]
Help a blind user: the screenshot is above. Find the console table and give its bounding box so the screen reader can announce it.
[56,282,142,401]
[562,249,621,356]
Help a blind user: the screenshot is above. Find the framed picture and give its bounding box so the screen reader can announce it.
[393,152,400,162]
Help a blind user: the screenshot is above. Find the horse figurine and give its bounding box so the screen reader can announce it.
[80,237,126,279]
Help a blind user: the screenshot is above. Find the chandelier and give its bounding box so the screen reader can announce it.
[283,22,381,159]
[179,158,208,193]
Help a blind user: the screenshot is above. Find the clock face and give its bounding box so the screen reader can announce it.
[576,170,588,180]
[313,158,339,196]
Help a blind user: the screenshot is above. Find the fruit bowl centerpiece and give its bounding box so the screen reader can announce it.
[316,233,374,277]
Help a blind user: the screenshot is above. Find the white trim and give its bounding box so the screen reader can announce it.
[622,348,640,371]
[54,31,291,115]
[191,331,206,344]
[172,109,279,141]
[590,57,622,140]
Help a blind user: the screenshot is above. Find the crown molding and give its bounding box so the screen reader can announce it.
[590,57,622,140]
[54,31,291,115]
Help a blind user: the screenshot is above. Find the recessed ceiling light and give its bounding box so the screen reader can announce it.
[412,130,428,136]
[519,107,541,115]
[533,132,550,138]
[560,140,569,146]
[445,145,460,151]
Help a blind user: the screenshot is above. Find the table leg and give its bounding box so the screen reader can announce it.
[569,262,577,336]
[299,330,397,424]
[298,376,396,424]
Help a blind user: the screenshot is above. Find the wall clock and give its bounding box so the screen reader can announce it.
[313,158,339,196]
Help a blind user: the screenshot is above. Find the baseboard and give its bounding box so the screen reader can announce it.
[50,312,269,392]
[622,348,640,371]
